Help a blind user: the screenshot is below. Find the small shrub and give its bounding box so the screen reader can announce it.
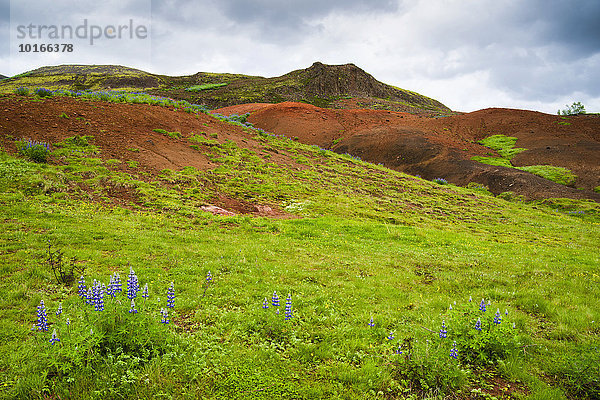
[59,112,70,119]
[432,177,448,185]
[15,139,51,163]
[45,243,85,287]
[153,128,181,139]
[593,186,599,193]
[558,101,586,116]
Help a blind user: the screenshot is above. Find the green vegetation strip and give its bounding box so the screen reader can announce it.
[472,134,577,186]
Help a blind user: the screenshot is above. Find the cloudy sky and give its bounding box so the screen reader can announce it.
[2,0,600,113]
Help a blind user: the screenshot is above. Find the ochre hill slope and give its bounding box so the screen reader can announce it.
[215,102,600,201]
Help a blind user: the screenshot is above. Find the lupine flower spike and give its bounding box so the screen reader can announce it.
[475,317,482,331]
[127,267,140,300]
[167,282,175,309]
[49,329,60,345]
[129,299,138,314]
[203,271,212,297]
[272,291,280,307]
[284,293,293,320]
[396,344,403,354]
[387,331,394,340]
[160,308,169,324]
[142,283,149,300]
[439,320,448,338]
[449,304,453,310]
[56,303,63,316]
[450,341,458,359]
[469,296,472,302]
[479,298,487,312]
[368,316,375,327]
[77,276,86,299]
[262,298,269,309]
[36,300,48,332]
[494,309,502,325]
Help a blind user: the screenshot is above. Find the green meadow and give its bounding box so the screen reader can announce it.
[0,91,599,399]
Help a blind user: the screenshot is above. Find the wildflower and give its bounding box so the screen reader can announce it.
[262,298,269,309]
[113,273,122,294]
[479,299,486,312]
[93,280,104,311]
[160,308,169,324]
[494,309,502,325]
[129,299,138,314]
[449,304,453,310]
[512,322,516,329]
[284,294,293,320]
[56,303,63,316]
[475,317,482,331]
[127,267,140,300]
[450,341,458,359]
[469,296,472,302]
[36,300,48,332]
[202,271,212,297]
[505,309,509,316]
[439,320,448,338]
[141,283,149,300]
[272,291,280,307]
[167,282,175,309]
[368,316,375,327]
[49,329,60,345]
[396,344,403,354]
[77,276,87,299]
[387,331,395,340]
[66,318,70,326]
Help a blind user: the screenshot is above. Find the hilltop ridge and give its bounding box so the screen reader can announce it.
[0,62,451,114]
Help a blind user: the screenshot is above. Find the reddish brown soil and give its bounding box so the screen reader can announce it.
[0,95,298,216]
[215,102,600,201]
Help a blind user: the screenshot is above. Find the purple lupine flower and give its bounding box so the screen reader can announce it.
[479,299,486,312]
[272,291,280,307]
[284,294,293,320]
[36,300,48,332]
[113,273,122,294]
[395,344,403,354]
[129,299,138,314]
[77,276,86,299]
[96,282,105,311]
[141,283,149,300]
[494,309,502,325]
[368,316,375,327]
[505,309,509,316]
[439,321,447,338]
[167,282,175,309]
[262,298,269,309]
[56,303,62,316]
[387,331,394,340]
[450,341,458,359]
[160,308,169,324]
[49,329,60,345]
[475,317,482,332]
[469,296,472,302]
[206,271,212,283]
[127,268,139,300]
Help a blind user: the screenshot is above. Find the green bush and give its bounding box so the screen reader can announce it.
[558,101,586,116]
[185,83,228,92]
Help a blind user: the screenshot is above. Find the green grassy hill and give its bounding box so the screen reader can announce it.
[0,91,598,399]
[0,62,452,114]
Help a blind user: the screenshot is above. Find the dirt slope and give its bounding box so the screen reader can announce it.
[215,102,600,201]
[0,95,304,216]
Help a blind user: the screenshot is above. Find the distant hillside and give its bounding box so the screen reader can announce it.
[0,62,452,114]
